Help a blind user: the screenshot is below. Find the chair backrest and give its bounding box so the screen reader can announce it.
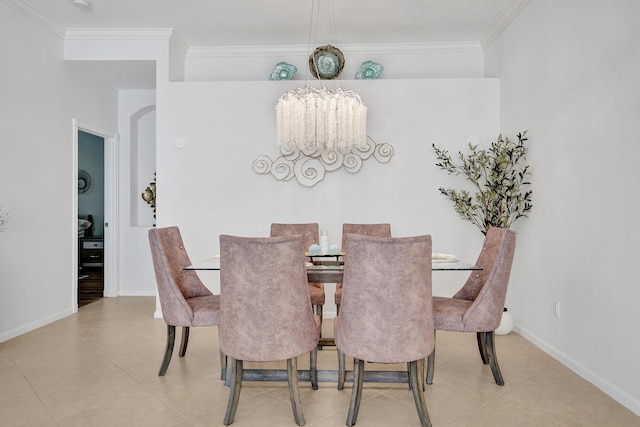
[453,227,517,331]
[341,223,391,249]
[270,223,319,249]
[219,234,319,362]
[149,226,213,326]
[335,234,434,363]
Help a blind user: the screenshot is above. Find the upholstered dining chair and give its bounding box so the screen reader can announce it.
[334,223,391,314]
[219,234,320,426]
[270,223,325,328]
[148,226,222,377]
[335,234,434,427]
[426,226,516,386]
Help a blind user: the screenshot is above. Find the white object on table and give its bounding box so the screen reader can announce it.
[319,230,329,254]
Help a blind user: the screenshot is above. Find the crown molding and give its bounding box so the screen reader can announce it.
[3,0,512,59]
[1,0,65,38]
[64,28,175,40]
[481,0,532,49]
[169,31,189,59]
[186,41,483,59]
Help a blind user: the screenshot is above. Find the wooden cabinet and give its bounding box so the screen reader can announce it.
[78,236,104,306]
[79,236,104,268]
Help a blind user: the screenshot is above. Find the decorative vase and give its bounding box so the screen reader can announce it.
[495,307,514,335]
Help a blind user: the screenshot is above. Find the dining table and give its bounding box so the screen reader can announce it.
[185,252,481,387]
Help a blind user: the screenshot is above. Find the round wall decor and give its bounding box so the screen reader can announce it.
[78,169,92,194]
[309,45,344,80]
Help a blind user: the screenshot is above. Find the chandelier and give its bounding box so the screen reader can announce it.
[276,87,367,150]
[275,1,368,151]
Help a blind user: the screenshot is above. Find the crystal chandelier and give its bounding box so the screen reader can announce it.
[276,87,367,150]
[275,0,368,151]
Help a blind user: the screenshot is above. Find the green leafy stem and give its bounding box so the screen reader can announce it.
[433,131,533,235]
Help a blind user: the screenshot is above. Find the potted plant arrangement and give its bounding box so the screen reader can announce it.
[432,131,532,235]
[432,131,533,334]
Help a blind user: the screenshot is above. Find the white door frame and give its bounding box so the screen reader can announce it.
[73,119,119,310]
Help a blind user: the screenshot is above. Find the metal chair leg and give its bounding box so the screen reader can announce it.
[223,358,243,425]
[310,346,318,390]
[485,331,505,385]
[477,331,489,364]
[219,350,227,382]
[337,350,346,390]
[287,358,305,426]
[315,305,323,349]
[158,324,175,376]
[179,326,190,357]
[409,360,433,427]
[426,334,436,385]
[346,358,364,426]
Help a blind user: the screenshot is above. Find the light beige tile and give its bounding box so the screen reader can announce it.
[55,391,188,427]
[34,369,149,420]
[0,390,57,427]
[0,369,37,402]
[456,394,585,427]
[1,296,638,427]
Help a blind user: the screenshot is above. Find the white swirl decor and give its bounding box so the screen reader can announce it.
[253,136,394,187]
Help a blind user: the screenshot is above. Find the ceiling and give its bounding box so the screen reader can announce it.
[14,0,528,88]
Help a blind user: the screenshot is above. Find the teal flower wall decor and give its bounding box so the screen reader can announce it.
[355,61,384,79]
[270,62,297,80]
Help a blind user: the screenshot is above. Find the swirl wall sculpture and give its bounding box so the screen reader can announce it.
[253,136,394,187]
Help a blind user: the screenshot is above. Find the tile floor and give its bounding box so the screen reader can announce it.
[1,297,638,427]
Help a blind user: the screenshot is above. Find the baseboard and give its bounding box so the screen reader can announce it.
[515,325,640,416]
[118,290,156,296]
[0,308,73,343]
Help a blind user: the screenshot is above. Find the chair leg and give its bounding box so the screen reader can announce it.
[310,346,318,390]
[417,358,425,391]
[484,331,505,386]
[287,358,306,426]
[409,360,426,391]
[223,358,243,425]
[426,332,436,385]
[337,350,346,390]
[158,325,176,376]
[346,358,365,426]
[179,326,190,357]
[477,332,489,364]
[409,360,433,427]
[219,350,227,382]
[218,327,227,381]
[315,305,323,349]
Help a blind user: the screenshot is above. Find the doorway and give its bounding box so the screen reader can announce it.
[77,131,105,307]
[73,119,119,311]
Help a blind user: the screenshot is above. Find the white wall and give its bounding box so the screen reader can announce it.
[485,0,640,414]
[0,2,118,340]
[185,48,485,81]
[155,78,499,309]
[118,90,158,296]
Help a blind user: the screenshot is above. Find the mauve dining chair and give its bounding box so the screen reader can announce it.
[334,223,391,314]
[335,234,434,427]
[427,226,516,386]
[219,234,320,426]
[270,223,326,332]
[148,226,222,377]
